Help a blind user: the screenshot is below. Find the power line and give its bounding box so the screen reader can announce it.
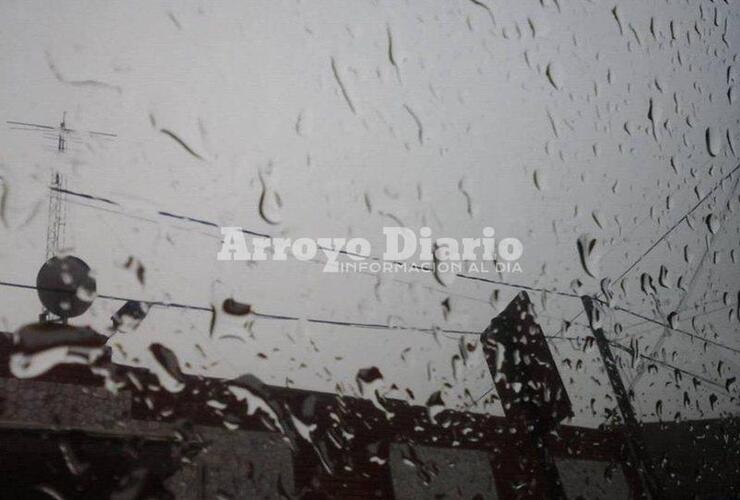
[608,341,731,394]
[4,280,732,410]
[32,165,740,408]
[606,302,740,356]
[9,268,739,359]
[600,153,723,263]
[556,163,740,347]
[463,334,732,410]
[46,161,740,320]
[681,302,739,322]
[613,162,740,285]
[453,272,578,299]
[52,186,580,300]
[0,280,635,347]
[624,172,740,391]
[0,279,481,337]
[51,186,269,238]
[620,296,733,332]
[63,195,494,308]
[465,386,495,408]
[358,159,739,413]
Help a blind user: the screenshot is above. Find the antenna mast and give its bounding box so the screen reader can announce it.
[46,172,67,258]
[7,112,116,259]
[46,112,69,258]
[6,113,116,322]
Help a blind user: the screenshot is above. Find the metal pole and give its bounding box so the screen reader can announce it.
[481,292,571,498]
[581,295,663,500]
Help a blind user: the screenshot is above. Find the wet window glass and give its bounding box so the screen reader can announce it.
[0,1,738,498]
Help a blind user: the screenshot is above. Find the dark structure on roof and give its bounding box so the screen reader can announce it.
[0,293,738,498]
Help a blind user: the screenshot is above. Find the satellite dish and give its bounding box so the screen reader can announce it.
[36,256,97,319]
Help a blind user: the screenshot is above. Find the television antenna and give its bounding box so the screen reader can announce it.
[7,112,117,258]
[7,113,116,321]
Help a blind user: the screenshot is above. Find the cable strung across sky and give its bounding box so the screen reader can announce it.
[51,185,581,299]
[0,278,731,402]
[38,181,740,359]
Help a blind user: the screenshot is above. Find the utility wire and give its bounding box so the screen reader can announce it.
[623,297,740,332]
[605,302,740,356]
[608,341,731,394]
[64,197,493,308]
[72,183,740,354]
[612,163,740,285]
[463,336,732,411]
[36,166,740,408]
[0,279,481,336]
[11,275,735,356]
[3,283,731,407]
[558,163,740,352]
[42,162,740,311]
[52,186,580,300]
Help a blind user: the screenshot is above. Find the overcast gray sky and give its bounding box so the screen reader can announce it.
[0,0,738,427]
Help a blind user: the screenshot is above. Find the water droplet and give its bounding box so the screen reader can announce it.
[706,127,722,157]
[668,311,679,329]
[111,301,150,332]
[600,278,613,304]
[648,98,662,142]
[658,265,671,288]
[425,391,445,423]
[577,234,599,278]
[640,273,656,295]
[149,343,186,393]
[10,323,106,378]
[59,440,89,476]
[433,243,456,287]
[706,213,720,234]
[223,298,252,315]
[545,62,563,90]
[0,176,7,227]
[533,169,544,191]
[726,377,736,392]
[258,170,282,225]
[356,366,383,389]
[592,210,604,229]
